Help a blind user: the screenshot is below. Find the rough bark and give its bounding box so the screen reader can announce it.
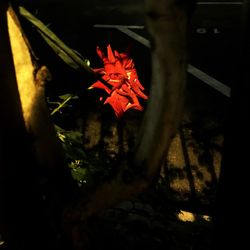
[134,0,188,175]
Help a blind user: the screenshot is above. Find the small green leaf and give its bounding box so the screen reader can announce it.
[65,130,83,143]
[59,94,73,100]
[71,167,87,181]
[50,94,75,116]
[59,94,78,100]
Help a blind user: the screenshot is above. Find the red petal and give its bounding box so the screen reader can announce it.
[116,89,130,97]
[116,85,143,112]
[109,80,123,88]
[126,102,143,111]
[119,52,129,60]
[89,81,111,94]
[124,91,143,112]
[114,50,121,59]
[121,84,131,94]
[124,59,134,69]
[93,68,105,74]
[128,70,148,99]
[118,52,130,68]
[96,46,105,60]
[104,63,115,73]
[129,69,140,84]
[107,44,116,63]
[104,92,127,118]
[114,60,126,75]
[130,80,148,99]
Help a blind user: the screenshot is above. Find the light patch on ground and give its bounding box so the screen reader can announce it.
[177,210,212,223]
[177,210,195,222]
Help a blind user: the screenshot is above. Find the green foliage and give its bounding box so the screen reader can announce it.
[48,94,78,116]
[54,124,89,186]
[57,129,85,161]
[70,162,87,185]
[19,6,92,73]
[47,92,91,186]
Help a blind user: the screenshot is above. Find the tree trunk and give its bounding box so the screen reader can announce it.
[134,0,188,176]
[0,3,76,249]
[0,2,49,249]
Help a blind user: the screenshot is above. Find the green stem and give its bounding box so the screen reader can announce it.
[50,95,72,116]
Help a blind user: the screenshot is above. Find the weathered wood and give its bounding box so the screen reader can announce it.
[134,0,188,176]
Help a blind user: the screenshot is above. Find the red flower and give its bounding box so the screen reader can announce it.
[88,44,148,118]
